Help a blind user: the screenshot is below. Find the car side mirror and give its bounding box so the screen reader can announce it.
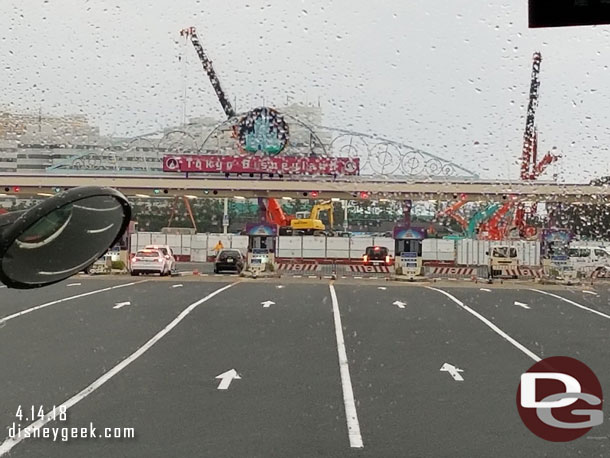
[0,186,131,289]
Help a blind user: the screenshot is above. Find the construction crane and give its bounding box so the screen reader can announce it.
[478,200,516,240]
[514,52,560,238]
[520,52,559,181]
[180,27,236,118]
[166,196,198,232]
[436,194,469,230]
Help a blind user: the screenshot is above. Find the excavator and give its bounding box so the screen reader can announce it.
[260,198,335,235]
[291,200,334,235]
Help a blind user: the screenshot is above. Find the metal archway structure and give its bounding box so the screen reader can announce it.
[45,115,478,180]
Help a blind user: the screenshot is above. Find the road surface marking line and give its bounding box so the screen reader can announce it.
[427,287,541,362]
[66,283,81,287]
[0,282,236,457]
[308,275,317,278]
[293,275,302,278]
[113,301,131,310]
[530,289,610,319]
[354,276,363,279]
[583,290,598,295]
[514,301,530,309]
[0,281,147,326]
[480,288,492,292]
[329,284,363,448]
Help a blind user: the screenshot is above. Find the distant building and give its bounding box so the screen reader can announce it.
[0,103,329,174]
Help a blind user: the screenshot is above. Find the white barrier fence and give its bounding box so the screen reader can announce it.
[456,239,540,267]
[130,232,542,266]
[131,232,398,262]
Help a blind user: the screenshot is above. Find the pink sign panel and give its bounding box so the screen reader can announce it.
[163,155,360,176]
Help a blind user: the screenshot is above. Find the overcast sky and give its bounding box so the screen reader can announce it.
[2,0,610,182]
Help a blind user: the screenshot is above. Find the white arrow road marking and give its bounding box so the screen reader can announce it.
[113,301,131,309]
[0,282,235,457]
[0,281,147,326]
[261,300,275,308]
[393,301,406,309]
[514,301,530,309]
[172,284,183,288]
[66,283,81,287]
[440,363,464,381]
[427,287,541,362]
[215,369,241,390]
[479,288,491,292]
[329,284,363,448]
[378,287,387,290]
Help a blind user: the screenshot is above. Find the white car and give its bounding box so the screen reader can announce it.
[130,249,172,276]
[567,246,610,274]
[144,245,176,272]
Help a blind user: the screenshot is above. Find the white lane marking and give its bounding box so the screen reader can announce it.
[514,301,530,309]
[0,282,235,456]
[261,300,275,308]
[393,300,406,309]
[309,275,317,279]
[329,284,363,449]
[0,281,147,326]
[216,369,241,390]
[172,284,183,288]
[293,275,302,278]
[354,276,363,279]
[66,283,81,287]
[440,363,464,381]
[378,287,387,290]
[530,289,610,320]
[480,288,492,292]
[427,287,541,362]
[276,285,284,289]
[583,290,598,296]
[113,301,131,310]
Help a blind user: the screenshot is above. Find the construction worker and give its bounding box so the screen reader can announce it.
[213,240,224,257]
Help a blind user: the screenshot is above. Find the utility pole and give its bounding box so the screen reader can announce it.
[222,198,229,234]
[343,200,349,232]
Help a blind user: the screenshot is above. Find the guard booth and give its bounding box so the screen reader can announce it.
[540,229,574,278]
[245,222,278,274]
[393,226,427,278]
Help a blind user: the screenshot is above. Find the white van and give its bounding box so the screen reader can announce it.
[567,246,610,274]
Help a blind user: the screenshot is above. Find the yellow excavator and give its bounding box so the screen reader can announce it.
[290,200,334,235]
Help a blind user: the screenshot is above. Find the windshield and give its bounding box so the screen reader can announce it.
[3,2,610,457]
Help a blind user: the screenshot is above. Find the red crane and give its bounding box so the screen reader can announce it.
[436,194,469,230]
[513,52,560,238]
[520,52,559,181]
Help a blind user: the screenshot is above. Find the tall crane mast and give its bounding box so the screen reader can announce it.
[520,52,558,180]
[180,27,236,118]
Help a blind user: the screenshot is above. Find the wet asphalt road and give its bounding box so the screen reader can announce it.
[0,277,609,457]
